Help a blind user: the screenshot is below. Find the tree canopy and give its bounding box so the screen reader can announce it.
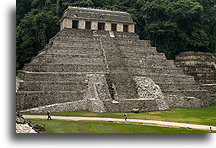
[16,0,215,69]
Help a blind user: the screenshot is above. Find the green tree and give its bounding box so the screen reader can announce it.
[16,10,59,69]
[139,0,212,59]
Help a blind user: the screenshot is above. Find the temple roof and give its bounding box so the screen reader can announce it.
[62,6,134,24]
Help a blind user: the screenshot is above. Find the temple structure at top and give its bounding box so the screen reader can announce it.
[60,6,135,33]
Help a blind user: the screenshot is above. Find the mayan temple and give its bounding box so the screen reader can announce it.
[16,6,214,113]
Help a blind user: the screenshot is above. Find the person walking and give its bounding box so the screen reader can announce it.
[209,127,212,133]
[47,111,52,120]
[124,113,128,121]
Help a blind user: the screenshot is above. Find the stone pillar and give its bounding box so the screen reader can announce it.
[105,22,111,31]
[60,18,72,30]
[60,21,63,31]
[78,20,85,29]
[128,24,135,33]
[91,21,98,30]
[117,23,123,32]
[65,18,72,29]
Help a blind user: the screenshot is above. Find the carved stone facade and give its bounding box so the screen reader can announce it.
[60,6,135,33]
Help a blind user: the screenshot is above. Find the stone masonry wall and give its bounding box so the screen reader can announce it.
[16,28,214,113]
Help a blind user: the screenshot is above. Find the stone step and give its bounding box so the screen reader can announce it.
[119,46,157,53]
[175,60,215,66]
[156,83,202,91]
[117,40,150,46]
[18,81,88,91]
[196,79,216,84]
[31,56,105,65]
[23,64,108,72]
[163,92,208,108]
[39,46,102,55]
[41,50,103,56]
[175,54,215,61]
[193,74,216,83]
[52,42,101,48]
[191,72,216,78]
[118,43,149,49]
[125,58,176,68]
[201,84,216,93]
[134,73,196,84]
[129,67,184,75]
[183,68,216,74]
[163,90,209,102]
[17,71,105,81]
[125,56,176,66]
[49,46,101,51]
[123,53,165,59]
[16,90,85,110]
[122,49,165,58]
[175,64,215,70]
[114,32,139,39]
[54,36,99,42]
[123,55,167,63]
[53,39,100,45]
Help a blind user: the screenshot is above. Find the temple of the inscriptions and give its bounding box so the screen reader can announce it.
[16,6,215,113]
[60,6,135,33]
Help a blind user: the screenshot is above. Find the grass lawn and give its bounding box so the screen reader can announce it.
[23,105,216,126]
[28,119,208,133]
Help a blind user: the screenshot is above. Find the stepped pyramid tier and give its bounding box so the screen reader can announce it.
[16,7,213,113]
[175,51,216,104]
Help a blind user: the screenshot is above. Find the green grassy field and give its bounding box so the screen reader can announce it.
[28,119,208,133]
[23,105,216,126]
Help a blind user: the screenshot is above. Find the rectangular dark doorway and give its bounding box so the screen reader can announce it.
[98,22,105,30]
[72,20,79,28]
[85,21,91,29]
[123,25,128,32]
[111,24,117,31]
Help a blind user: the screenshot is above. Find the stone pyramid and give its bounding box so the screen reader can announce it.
[16,7,213,113]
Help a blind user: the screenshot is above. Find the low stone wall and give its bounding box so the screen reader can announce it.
[16,91,85,110]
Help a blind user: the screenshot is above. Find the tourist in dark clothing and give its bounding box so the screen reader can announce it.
[209,127,212,133]
[124,113,128,121]
[47,111,52,120]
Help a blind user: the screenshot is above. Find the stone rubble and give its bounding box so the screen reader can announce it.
[16,123,37,133]
[16,115,44,133]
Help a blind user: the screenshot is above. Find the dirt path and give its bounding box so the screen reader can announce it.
[23,115,216,131]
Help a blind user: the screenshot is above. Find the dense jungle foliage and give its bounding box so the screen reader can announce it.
[16,0,215,70]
